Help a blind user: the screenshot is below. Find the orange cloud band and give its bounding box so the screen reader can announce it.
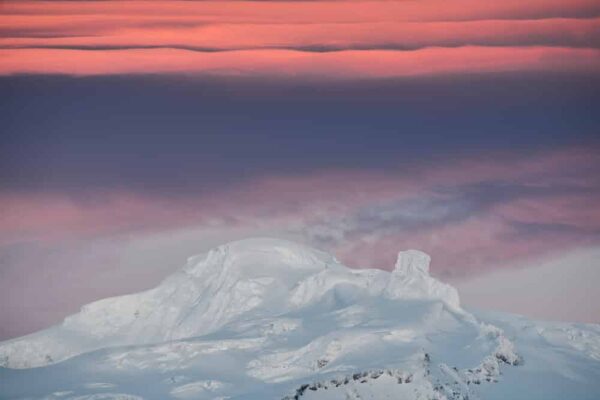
[2,0,599,76]
[2,1,599,23]
[2,19,599,51]
[1,46,598,77]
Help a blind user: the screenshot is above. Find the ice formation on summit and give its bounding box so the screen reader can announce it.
[385,250,460,309]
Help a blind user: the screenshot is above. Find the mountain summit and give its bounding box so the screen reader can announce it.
[1,238,599,400]
[0,238,460,369]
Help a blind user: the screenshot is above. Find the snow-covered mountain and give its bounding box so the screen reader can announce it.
[1,238,598,400]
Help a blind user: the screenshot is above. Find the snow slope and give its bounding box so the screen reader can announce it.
[0,238,598,400]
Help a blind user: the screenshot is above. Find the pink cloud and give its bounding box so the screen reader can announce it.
[335,212,592,274]
[493,194,600,231]
[2,18,598,50]
[2,146,598,272]
[1,46,598,77]
[2,1,597,23]
[1,0,599,76]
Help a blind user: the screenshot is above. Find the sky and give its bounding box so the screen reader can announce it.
[0,0,599,340]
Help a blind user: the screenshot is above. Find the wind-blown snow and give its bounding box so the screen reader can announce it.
[0,238,598,399]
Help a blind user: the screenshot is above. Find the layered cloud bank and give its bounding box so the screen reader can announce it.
[2,47,599,77]
[1,0,599,76]
[1,0,599,338]
[3,147,598,272]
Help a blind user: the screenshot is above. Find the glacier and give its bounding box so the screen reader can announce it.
[0,237,598,399]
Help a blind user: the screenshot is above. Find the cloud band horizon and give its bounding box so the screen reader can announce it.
[1,0,599,77]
